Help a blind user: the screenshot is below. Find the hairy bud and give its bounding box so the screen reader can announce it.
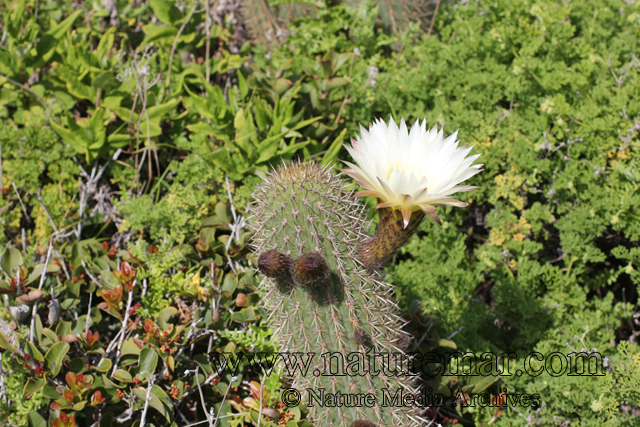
[291,253,329,286]
[258,250,291,279]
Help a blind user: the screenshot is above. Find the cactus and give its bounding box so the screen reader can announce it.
[249,162,426,427]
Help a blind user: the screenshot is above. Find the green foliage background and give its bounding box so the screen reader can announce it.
[1,0,640,426]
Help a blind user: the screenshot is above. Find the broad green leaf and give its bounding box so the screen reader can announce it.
[0,331,17,353]
[113,369,133,382]
[26,341,44,363]
[23,378,46,398]
[147,99,181,121]
[32,10,83,66]
[277,140,309,157]
[121,338,142,356]
[320,128,347,166]
[325,76,350,91]
[438,339,457,349]
[185,122,217,135]
[138,348,159,378]
[95,27,117,68]
[50,119,86,155]
[24,262,60,286]
[107,133,131,148]
[141,24,178,46]
[132,385,173,421]
[1,247,23,275]
[95,358,112,373]
[273,78,293,95]
[291,116,322,131]
[231,306,260,323]
[92,71,119,91]
[44,342,70,376]
[149,0,182,25]
[155,307,178,330]
[27,412,47,427]
[56,65,96,100]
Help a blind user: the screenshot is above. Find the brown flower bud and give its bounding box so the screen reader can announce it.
[258,250,291,279]
[291,253,330,286]
[236,293,247,307]
[351,421,377,427]
[354,327,370,345]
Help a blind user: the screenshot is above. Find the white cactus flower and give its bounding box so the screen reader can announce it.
[342,117,483,228]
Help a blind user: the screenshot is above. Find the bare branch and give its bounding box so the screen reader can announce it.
[29,240,54,343]
[112,281,136,375]
[37,188,58,233]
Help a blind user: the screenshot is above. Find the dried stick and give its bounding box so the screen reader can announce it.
[0,352,5,405]
[139,374,156,427]
[212,375,236,427]
[54,248,70,280]
[12,183,29,223]
[427,0,441,37]
[29,240,53,343]
[80,259,103,289]
[0,137,2,202]
[112,280,136,376]
[37,188,58,233]
[205,0,212,83]
[195,366,214,427]
[167,0,198,95]
[85,293,93,334]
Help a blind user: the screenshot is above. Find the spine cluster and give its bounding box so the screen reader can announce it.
[249,162,426,427]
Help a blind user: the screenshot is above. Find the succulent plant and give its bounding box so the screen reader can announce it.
[249,162,426,427]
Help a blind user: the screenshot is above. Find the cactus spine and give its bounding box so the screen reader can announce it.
[249,162,426,427]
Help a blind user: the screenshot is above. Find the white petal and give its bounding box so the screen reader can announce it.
[344,117,482,212]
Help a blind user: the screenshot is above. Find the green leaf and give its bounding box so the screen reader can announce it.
[273,78,293,95]
[42,384,62,399]
[1,247,23,276]
[92,71,119,91]
[121,338,142,356]
[114,369,133,382]
[320,128,347,166]
[26,341,44,363]
[132,385,173,421]
[438,339,457,350]
[138,348,159,378]
[186,122,217,135]
[107,133,131,148]
[141,24,179,46]
[56,65,96,101]
[277,140,309,157]
[95,358,112,373]
[32,10,83,66]
[50,119,86,155]
[149,0,182,25]
[155,307,178,330]
[24,262,60,286]
[332,52,353,73]
[231,306,260,323]
[290,116,322,131]
[23,378,46,398]
[44,341,70,376]
[325,76,350,91]
[27,412,47,427]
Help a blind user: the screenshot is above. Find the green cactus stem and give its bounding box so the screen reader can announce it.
[356,207,425,270]
[249,162,426,427]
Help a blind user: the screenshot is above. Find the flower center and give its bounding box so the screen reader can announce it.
[384,162,435,190]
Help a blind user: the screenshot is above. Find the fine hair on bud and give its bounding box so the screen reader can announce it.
[396,331,413,350]
[354,327,370,345]
[351,421,377,427]
[258,250,291,279]
[291,252,330,286]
